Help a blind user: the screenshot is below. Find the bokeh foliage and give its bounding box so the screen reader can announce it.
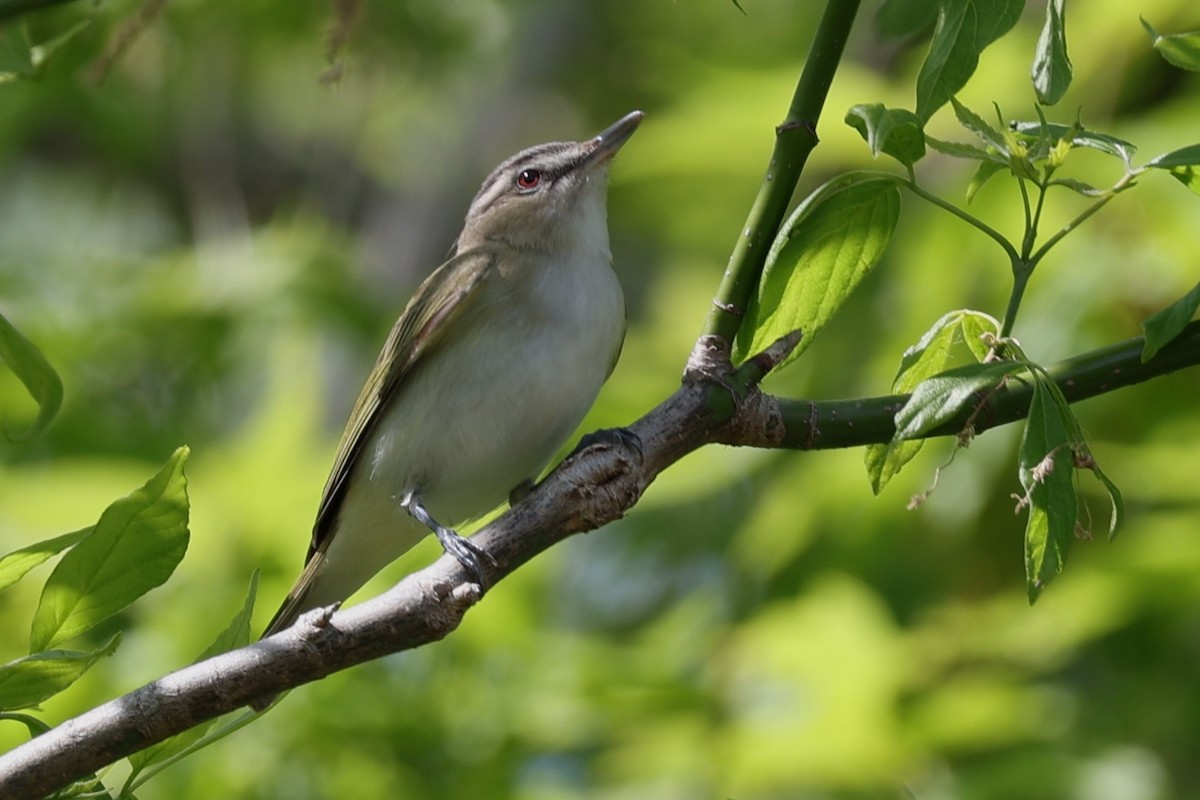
[2,1,1200,798]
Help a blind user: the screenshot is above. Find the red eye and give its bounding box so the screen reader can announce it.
[516,169,542,189]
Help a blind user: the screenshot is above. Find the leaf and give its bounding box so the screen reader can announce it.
[868,312,1002,491]
[1009,121,1137,167]
[875,0,939,40]
[0,310,64,441]
[950,96,1008,152]
[30,448,190,652]
[845,104,927,166]
[915,0,1026,123]
[1146,144,1200,196]
[1036,369,1123,541]
[959,311,999,361]
[128,571,259,772]
[966,158,1007,202]
[196,569,259,661]
[1019,377,1076,603]
[1146,144,1200,168]
[0,17,90,81]
[1031,0,1071,105]
[1048,177,1105,197]
[28,19,91,70]
[1141,17,1200,72]
[0,527,92,594]
[1141,281,1200,361]
[924,134,1003,164]
[0,25,34,82]
[735,174,901,370]
[0,634,120,711]
[1087,461,1125,541]
[0,711,51,737]
[893,359,1027,441]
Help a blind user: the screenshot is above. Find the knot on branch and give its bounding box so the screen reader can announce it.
[719,389,789,449]
[684,334,734,384]
[558,433,644,531]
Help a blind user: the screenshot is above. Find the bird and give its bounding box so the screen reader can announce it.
[261,110,643,645]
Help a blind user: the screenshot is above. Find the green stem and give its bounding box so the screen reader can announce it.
[1021,180,1049,260]
[904,179,1021,263]
[701,0,861,343]
[1028,196,1112,270]
[998,266,1030,338]
[1017,177,1034,252]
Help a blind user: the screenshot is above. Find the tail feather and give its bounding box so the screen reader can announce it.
[261,551,328,639]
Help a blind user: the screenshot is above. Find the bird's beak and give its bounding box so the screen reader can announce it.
[582,110,644,168]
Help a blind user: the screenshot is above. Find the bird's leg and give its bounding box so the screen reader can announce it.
[400,488,496,589]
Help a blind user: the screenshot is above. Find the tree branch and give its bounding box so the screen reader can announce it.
[2,321,1199,799]
[698,0,860,345]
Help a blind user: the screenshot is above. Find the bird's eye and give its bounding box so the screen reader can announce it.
[516,169,542,190]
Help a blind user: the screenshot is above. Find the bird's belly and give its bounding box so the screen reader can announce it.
[360,300,622,528]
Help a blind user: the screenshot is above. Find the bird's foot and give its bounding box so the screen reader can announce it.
[401,489,496,589]
[570,427,644,465]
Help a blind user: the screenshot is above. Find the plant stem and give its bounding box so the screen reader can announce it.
[701,0,860,344]
[1017,177,1033,250]
[904,179,1021,263]
[998,266,1030,338]
[1032,176,1132,268]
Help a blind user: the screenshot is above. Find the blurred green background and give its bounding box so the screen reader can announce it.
[2,1,1200,798]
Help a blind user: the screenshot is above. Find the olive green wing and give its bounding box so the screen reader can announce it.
[305,247,499,561]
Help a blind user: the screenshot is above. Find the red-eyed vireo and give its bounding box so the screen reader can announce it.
[262,111,643,640]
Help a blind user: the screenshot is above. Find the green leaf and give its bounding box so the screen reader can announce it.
[0,24,34,82]
[0,634,120,711]
[0,16,90,81]
[1031,0,1071,105]
[0,711,51,737]
[925,134,1004,163]
[28,19,91,70]
[1141,17,1200,72]
[128,571,259,772]
[959,311,999,361]
[875,0,939,40]
[0,527,92,594]
[845,104,927,166]
[893,360,1027,441]
[735,174,901,369]
[1019,377,1077,603]
[1141,281,1200,361]
[196,569,259,661]
[950,96,1008,152]
[866,310,998,492]
[1146,144,1200,196]
[1087,460,1125,541]
[0,0,91,25]
[966,158,1007,202]
[1048,177,1105,197]
[1146,144,1200,168]
[30,447,191,652]
[868,312,1001,491]
[915,0,1025,123]
[0,310,64,441]
[1009,121,1136,167]
[1036,368,1123,542]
